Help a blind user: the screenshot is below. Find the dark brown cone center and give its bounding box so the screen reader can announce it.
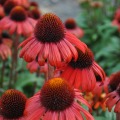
[69,48,94,69]
[65,19,77,29]
[0,89,27,119]
[40,78,74,111]
[10,6,27,21]
[34,13,65,43]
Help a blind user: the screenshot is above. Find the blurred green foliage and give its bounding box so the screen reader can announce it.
[77,0,120,119]
[77,0,120,76]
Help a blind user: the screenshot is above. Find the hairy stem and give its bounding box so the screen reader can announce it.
[9,34,19,88]
[47,62,54,80]
[0,60,6,88]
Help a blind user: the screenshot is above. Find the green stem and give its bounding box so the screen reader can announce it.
[0,60,5,88]
[13,34,19,85]
[9,53,14,88]
[9,34,19,88]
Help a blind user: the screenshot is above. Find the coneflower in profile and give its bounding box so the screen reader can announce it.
[105,71,120,112]
[19,13,87,67]
[65,18,84,38]
[25,77,94,120]
[27,60,48,73]
[0,35,11,60]
[61,47,105,92]
[0,89,27,120]
[0,6,36,36]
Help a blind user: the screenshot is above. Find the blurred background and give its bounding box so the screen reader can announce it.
[30,0,80,20]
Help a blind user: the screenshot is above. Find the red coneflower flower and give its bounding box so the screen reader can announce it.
[92,73,104,96]
[3,0,17,15]
[108,71,120,92]
[105,71,120,112]
[28,8,41,20]
[25,77,94,120]
[0,35,11,60]
[114,8,120,20]
[0,6,36,36]
[112,19,120,32]
[19,13,87,67]
[1,32,13,48]
[65,18,84,38]
[27,60,48,73]
[0,89,27,120]
[61,47,105,92]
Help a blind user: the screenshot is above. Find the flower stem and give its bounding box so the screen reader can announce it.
[9,53,14,88]
[13,34,19,84]
[9,34,19,88]
[46,61,54,80]
[33,70,40,94]
[0,60,6,88]
[116,113,120,120]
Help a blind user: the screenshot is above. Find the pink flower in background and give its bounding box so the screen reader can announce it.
[28,7,41,20]
[27,60,48,73]
[114,8,120,20]
[112,19,120,32]
[0,35,11,60]
[65,18,84,38]
[0,6,36,36]
[3,0,17,14]
[25,78,94,120]
[105,71,120,112]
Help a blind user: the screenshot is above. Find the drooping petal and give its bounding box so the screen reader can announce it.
[65,32,87,53]
[64,38,78,61]
[27,107,45,120]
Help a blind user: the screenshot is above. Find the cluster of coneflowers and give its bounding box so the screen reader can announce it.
[0,0,120,120]
[0,0,41,88]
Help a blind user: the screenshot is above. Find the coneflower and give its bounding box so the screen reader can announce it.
[0,89,27,120]
[65,18,84,38]
[19,13,87,67]
[3,0,17,14]
[61,47,105,92]
[0,6,36,36]
[0,35,11,60]
[25,77,94,120]
[105,71,120,112]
